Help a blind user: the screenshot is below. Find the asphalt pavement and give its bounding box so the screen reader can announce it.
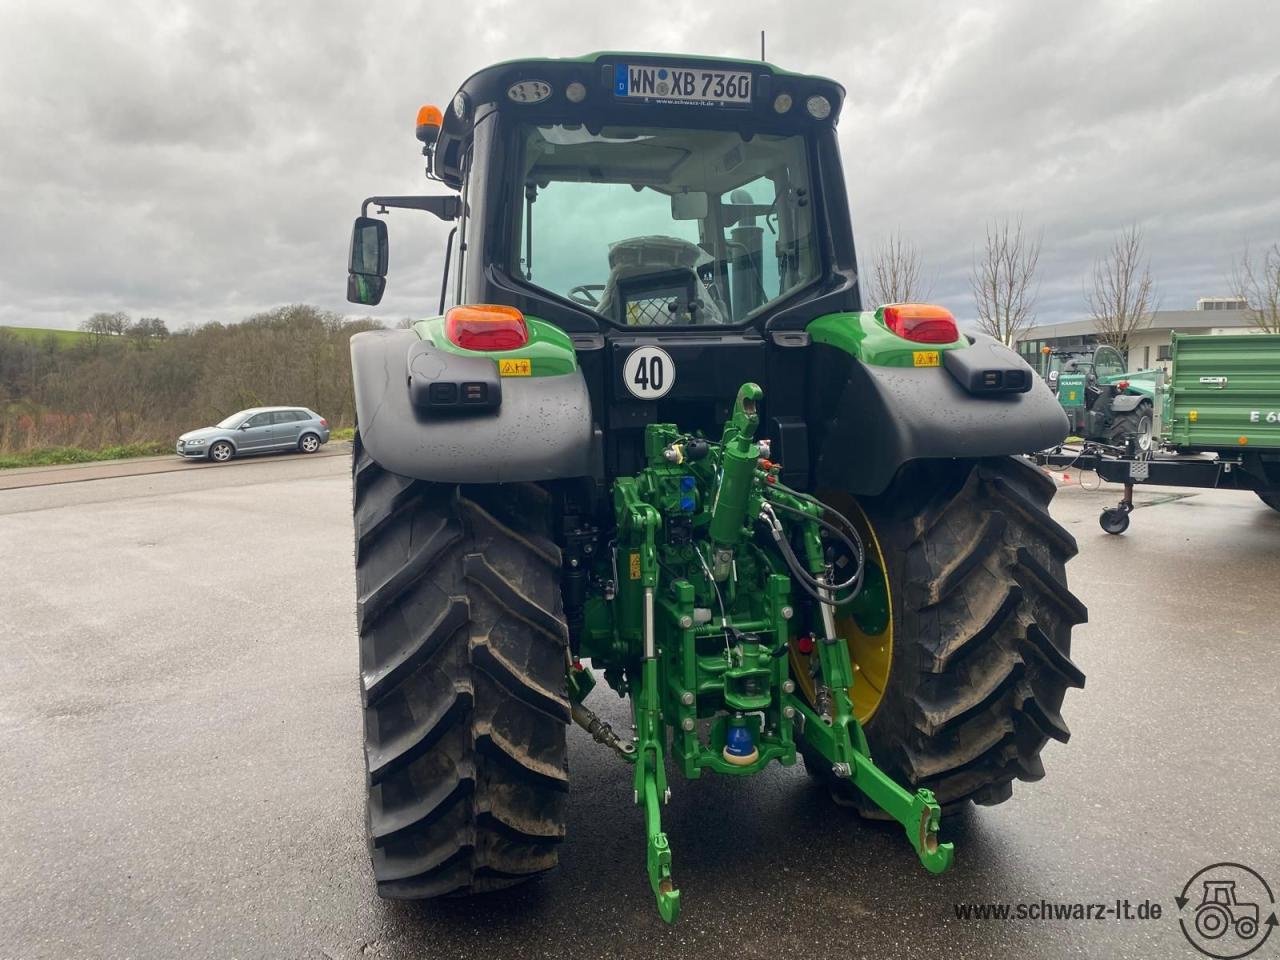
[2,453,1278,960]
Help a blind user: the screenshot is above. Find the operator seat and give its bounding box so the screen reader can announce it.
[595,235,728,326]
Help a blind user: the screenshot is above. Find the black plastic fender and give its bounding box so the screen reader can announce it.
[813,336,1069,495]
[351,329,596,483]
[1111,393,1147,413]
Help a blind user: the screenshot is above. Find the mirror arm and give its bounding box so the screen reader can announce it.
[439,226,458,315]
[360,195,460,221]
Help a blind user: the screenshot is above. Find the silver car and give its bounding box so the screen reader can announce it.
[176,406,331,463]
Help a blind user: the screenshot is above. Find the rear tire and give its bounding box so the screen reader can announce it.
[1257,491,1280,514]
[299,432,321,454]
[353,433,570,898]
[806,457,1086,812]
[1107,401,1153,452]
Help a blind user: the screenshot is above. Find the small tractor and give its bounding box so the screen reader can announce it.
[1194,881,1260,941]
[1046,345,1157,451]
[345,53,1086,923]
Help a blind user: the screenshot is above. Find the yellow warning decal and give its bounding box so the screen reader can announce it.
[628,552,641,580]
[912,351,941,368]
[498,358,532,377]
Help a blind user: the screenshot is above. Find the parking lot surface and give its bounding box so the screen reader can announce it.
[2,455,1278,959]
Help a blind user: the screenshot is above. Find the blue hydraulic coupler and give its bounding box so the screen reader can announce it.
[723,714,758,766]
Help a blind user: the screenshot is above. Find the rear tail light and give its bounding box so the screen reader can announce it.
[881,304,959,344]
[319,418,329,427]
[445,304,528,351]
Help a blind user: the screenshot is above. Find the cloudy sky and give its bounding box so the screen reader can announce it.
[0,0,1276,331]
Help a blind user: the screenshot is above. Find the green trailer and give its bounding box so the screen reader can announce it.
[1163,332,1280,454]
[1038,332,1280,532]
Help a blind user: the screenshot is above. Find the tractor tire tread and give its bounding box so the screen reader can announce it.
[354,433,567,900]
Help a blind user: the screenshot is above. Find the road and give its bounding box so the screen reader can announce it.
[2,454,1278,960]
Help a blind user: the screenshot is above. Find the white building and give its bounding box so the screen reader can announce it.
[1015,298,1261,375]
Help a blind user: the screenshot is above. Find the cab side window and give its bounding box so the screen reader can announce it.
[1094,347,1124,378]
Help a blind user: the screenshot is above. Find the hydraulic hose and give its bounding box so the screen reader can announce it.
[758,501,865,607]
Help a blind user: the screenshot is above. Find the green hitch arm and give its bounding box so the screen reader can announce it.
[786,494,955,875]
[624,501,681,923]
[792,697,954,874]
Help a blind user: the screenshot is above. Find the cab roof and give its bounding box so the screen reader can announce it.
[431,52,847,189]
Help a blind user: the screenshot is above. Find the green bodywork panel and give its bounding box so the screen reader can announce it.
[411,314,577,376]
[806,309,966,366]
[574,383,953,923]
[1163,332,1280,451]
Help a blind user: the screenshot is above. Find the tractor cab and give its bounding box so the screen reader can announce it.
[348,54,857,476]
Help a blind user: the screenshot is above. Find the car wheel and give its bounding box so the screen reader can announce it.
[209,441,234,463]
[299,433,321,454]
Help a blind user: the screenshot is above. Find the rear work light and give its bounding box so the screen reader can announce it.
[445,304,529,351]
[881,303,960,344]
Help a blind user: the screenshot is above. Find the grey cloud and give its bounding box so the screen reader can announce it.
[0,0,1276,331]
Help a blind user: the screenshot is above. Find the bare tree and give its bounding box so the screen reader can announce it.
[971,218,1042,345]
[1229,242,1280,333]
[1086,225,1158,353]
[868,231,932,305]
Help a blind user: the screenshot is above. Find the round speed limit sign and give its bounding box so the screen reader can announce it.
[622,346,675,400]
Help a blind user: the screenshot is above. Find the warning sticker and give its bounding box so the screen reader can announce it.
[912,351,941,367]
[498,358,532,377]
[628,552,641,580]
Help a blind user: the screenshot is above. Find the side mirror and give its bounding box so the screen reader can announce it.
[348,216,388,305]
[239,423,250,430]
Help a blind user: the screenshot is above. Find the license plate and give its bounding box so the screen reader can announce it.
[615,64,752,106]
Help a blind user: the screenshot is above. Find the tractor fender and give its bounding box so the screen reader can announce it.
[813,338,1069,495]
[351,329,596,483]
[1110,393,1148,413]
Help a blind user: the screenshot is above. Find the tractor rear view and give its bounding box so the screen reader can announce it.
[345,53,1086,922]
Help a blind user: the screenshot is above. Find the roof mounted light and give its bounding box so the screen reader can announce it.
[805,94,831,119]
[773,92,793,114]
[881,304,959,344]
[415,104,443,145]
[565,81,587,103]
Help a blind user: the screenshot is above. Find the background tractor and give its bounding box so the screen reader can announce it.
[345,53,1086,922]
[1046,345,1158,451]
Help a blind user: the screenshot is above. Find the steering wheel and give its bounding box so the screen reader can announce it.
[568,284,604,307]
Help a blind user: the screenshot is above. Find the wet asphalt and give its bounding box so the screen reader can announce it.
[1,454,1278,960]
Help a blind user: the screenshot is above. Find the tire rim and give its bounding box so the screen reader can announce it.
[212,444,231,461]
[302,436,319,452]
[790,493,893,724]
[1136,413,1153,452]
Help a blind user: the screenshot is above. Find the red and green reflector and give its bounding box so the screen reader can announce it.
[445,304,529,351]
[881,303,960,344]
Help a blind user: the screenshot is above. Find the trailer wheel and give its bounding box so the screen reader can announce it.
[1099,507,1130,535]
[798,456,1086,812]
[353,433,569,898]
[1257,491,1280,514]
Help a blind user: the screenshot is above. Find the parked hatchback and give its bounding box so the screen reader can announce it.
[176,407,331,463]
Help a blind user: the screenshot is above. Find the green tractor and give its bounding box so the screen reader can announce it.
[1046,344,1158,451]
[345,53,1086,923]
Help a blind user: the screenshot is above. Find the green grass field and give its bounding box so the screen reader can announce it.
[0,441,171,470]
[0,325,90,346]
